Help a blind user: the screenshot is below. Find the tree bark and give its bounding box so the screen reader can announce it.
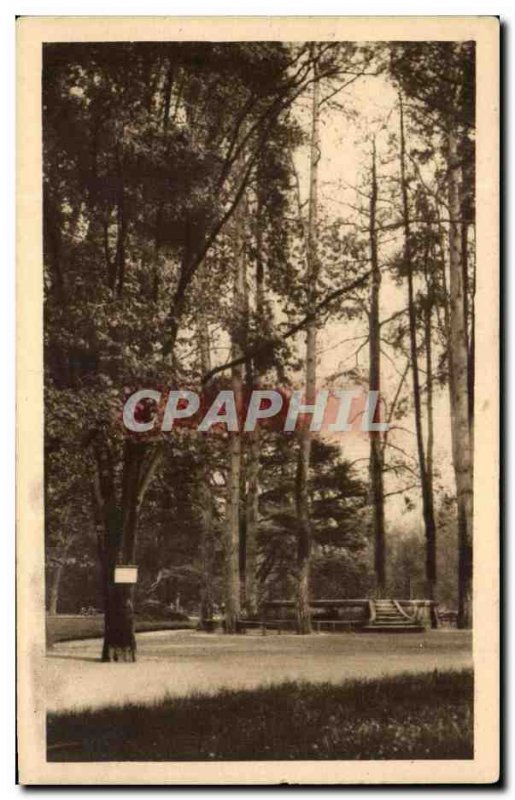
[368,138,387,598]
[102,581,137,662]
[244,431,260,617]
[461,158,475,444]
[102,441,142,662]
[243,201,265,617]
[399,94,437,605]
[93,438,161,661]
[423,244,438,623]
[295,49,320,635]
[224,375,242,633]
[447,127,474,629]
[224,199,247,633]
[198,323,216,628]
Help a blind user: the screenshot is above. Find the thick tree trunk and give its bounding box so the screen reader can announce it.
[93,438,161,661]
[295,50,320,635]
[102,441,143,661]
[368,138,386,598]
[399,95,437,604]
[447,128,474,629]
[102,581,137,662]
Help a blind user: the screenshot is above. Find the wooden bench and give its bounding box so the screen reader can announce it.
[236,618,361,634]
[313,619,360,633]
[236,618,297,634]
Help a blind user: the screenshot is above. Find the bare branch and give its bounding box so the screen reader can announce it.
[202,269,372,384]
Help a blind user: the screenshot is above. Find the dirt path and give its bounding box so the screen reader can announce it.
[46,629,472,713]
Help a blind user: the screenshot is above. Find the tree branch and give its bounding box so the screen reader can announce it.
[201,269,371,383]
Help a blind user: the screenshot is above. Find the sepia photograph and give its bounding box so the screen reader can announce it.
[16,15,499,785]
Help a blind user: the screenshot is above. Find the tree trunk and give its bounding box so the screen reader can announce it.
[399,94,437,605]
[295,428,312,635]
[102,581,137,662]
[295,49,320,635]
[198,323,216,628]
[93,438,161,661]
[423,245,438,623]
[243,202,265,617]
[436,219,460,478]
[224,201,246,634]
[102,441,142,662]
[244,430,260,616]
[47,528,75,616]
[461,160,475,447]
[368,138,386,598]
[225,379,242,634]
[48,563,64,616]
[447,128,474,629]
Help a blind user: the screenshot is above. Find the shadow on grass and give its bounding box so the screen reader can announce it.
[47,668,473,762]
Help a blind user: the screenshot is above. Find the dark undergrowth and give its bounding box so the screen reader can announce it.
[47,669,473,762]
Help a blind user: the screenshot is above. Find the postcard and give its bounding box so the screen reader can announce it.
[17,15,499,784]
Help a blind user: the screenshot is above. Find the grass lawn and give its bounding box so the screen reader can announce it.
[46,614,195,645]
[47,669,473,762]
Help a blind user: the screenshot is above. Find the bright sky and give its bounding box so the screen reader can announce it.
[199,64,457,536]
[291,70,455,532]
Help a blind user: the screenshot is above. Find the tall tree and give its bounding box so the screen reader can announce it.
[44,42,325,658]
[447,122,474,627]
[367,137,387,597]
[422,237,436,604]
[398,92,437,604]
[390,41,475,627]
[224,195,247,632]
[197,322,217,629]
[295,47,320,634]
[242,193,266,617]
